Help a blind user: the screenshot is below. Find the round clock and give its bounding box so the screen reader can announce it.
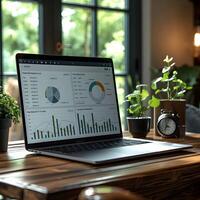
[157,110,179,138]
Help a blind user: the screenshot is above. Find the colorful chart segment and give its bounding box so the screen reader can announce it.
[89,81,105,103]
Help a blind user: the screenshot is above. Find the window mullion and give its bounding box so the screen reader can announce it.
[124,0,129,100]
[41,0,62,55]
[0,1,3,86]
[129,0,142,84]
[0,0,2,87]
[91,0,98,56]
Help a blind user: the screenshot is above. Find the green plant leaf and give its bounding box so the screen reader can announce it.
[155,89,161,95]
[161,88,169,92]
[173,85,180,90]
[151,82,157,90]
[163,74,176,82]
[128,104,142,117]
[130,103,139,109]
[174,90,186,99]
[177,90,186,95]
[141,89,149,100]
[170,62,175,67]
[136,84,147,89]
[173,79,183,84]
[148,95,160,108]
[173,71,178,76]
[162,66,171,73]
[151,77,162,90]
[162,72,169,81]
[126,90,140,99]
[186,86,192,90]
[163,55,173,63]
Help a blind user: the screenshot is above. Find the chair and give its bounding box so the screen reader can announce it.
[186,104,200,133]
[78,186,146,200]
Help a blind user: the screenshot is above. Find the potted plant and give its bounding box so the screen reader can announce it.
[0,87,20,152]
[150,55,192,137]
[125,84,157,138]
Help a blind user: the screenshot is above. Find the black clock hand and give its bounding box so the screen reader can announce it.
[165,119,167,130]
[164,121,167,130]
[166,119,170,128]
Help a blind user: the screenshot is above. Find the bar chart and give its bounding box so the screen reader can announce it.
[77,113,117,135]
[31,115,76,140]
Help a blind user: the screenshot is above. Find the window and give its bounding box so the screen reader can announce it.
[0,0,141,140]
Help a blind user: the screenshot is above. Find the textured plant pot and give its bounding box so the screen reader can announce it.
[0,118,12,152]
[154,99,186,138]
[127,117,151,138]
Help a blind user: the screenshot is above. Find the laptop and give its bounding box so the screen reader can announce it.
[16,53,191,164]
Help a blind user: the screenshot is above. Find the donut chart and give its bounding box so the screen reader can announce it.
[89,81,105,103]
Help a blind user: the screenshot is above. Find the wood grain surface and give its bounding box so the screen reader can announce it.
[0,131,199,200]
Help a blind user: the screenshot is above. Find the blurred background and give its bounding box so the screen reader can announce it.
[0,0,199,140]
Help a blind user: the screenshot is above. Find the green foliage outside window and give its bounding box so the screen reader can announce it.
[2,0,39,73]
[62,7,92,57]
[98,11,125,73]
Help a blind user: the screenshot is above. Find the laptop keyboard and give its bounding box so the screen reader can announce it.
[43,139,149,154]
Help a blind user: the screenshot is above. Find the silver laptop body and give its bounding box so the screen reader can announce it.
[16,53,191,164]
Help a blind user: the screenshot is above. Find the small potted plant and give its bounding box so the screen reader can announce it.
[125,84,157,138]
[150,55,192,137]
[0,87,20,152]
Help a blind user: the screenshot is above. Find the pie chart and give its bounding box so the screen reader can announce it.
[89,81,105,103]
[45,86,60,103]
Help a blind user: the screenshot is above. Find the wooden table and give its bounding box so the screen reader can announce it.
[0,131,200,200]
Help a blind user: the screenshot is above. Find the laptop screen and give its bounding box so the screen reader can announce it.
[17,54,121,145]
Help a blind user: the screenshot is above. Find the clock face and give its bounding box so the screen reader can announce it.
[158,117,177,136]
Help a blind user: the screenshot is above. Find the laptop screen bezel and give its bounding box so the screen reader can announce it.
[16,53,123,149]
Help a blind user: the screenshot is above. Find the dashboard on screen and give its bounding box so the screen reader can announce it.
[19,60,121,144]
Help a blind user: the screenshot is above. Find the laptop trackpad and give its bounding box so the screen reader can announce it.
[70,148,128,162]
[69,146,147,163]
